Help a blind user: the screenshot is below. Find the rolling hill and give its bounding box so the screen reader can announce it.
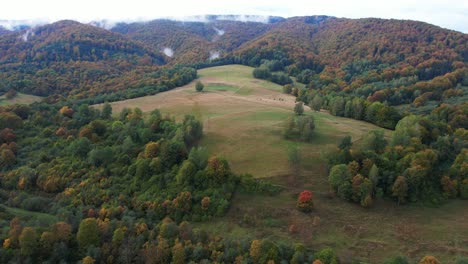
[0,26,10,36]
[111,19,272,65]
[0,15,467,263]
[0,16,466,109]
[101,65,468,262]
[0,20,167,96]
[232,16,468,109]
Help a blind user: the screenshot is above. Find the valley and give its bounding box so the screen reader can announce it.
[103,65,468,262]
[0,13,466,263]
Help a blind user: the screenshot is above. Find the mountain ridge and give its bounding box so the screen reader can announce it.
[0,16,465,108]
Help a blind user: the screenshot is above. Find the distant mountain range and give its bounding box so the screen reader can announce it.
[0,15,466,106]
[0,26,11,35]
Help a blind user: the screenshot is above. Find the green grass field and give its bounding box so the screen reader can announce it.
[104,65,468,263]
[106,65,383,177]
[0,93,43,106]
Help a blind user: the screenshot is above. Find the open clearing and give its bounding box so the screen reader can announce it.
[0,93,43,106]
[107,65,387,177]
[105,65,468,263]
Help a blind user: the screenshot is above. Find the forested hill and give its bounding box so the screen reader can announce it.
[111,19,272,65]
[0,20,167,97]
[233,17,467,109]
[0,26,10,36]
[0,16,466,108]
[236,16,467,66]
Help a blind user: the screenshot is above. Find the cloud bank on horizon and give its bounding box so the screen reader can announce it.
[0,0,467,33]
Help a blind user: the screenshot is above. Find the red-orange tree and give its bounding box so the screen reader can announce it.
[296,190,314,212]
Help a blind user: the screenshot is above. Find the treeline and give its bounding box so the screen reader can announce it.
[0,60,197,100]
[285,87,402,129]
[69,66,197,105]
[324,102,468,206]
[252,56,323,85]
[232,17,467,113]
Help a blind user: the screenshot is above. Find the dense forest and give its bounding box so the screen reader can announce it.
[111,19,271,65]
[0,102,311,263]
[323,102,467,207]
[0,16,466,110]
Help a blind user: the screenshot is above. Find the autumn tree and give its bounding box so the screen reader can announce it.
[52,221,72,242]
[82,256,96,264]
[249,239,262,262]
[201,196,211,210]
[0,112,23,129]
[419,256,441,264]
[155,237,171,263]
[440,176,457,198]
[172,240,185,264]
[205,156,231,184]
[297,190,314,212]
[59,106,74,118]
[392,176,408,205]
[314,247,339,264]
[0,147,15,167]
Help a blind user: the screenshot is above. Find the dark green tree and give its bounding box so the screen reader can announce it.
[77,218,100,252]
[19,227,38,257]
[309,95,323,111]
[101,102,112,119]
[195,81,204,92]
[294,102,304,115]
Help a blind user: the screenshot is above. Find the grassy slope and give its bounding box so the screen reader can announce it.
[105,65,468,263]
[107,65,386,177]
[0,93,43,106]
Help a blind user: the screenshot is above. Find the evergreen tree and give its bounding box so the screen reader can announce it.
[195,81,204,92]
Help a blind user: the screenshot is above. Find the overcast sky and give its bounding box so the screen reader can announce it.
[0,0,467,33]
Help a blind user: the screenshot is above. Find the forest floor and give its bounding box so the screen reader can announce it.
[104,65,468,263]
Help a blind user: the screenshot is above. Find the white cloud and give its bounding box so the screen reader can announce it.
[0,0,466,33]
[163,47,174,57]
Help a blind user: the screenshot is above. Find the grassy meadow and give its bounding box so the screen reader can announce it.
[0,93,43,106]
[103,65,468,263]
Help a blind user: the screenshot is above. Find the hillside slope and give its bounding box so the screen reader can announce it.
[0,16,466,107]
[0,20,166,96]
[0,26,11,36]
[112,19,271,64]
[235,17,468,107]
[103,65,468,263]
